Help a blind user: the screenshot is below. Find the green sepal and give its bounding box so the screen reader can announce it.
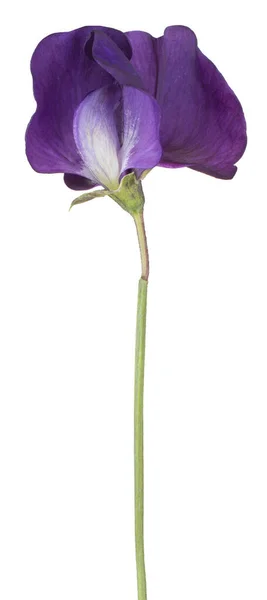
[69,172,145,215]
[69,188,109,210]
[109,172,145,215]
[140,169,151,181]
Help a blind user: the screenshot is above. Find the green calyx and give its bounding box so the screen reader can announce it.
[110,172,145,214]
[69,172,145,215]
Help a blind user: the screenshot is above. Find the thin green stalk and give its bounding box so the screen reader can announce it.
[133,211,149,600]
[134,211,149,282]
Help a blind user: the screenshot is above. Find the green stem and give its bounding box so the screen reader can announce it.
[133,211,149,600]
[134,211,149,282]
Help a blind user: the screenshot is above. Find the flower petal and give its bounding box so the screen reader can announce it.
[156,26,247,179]
[125,31,157,95]
[73,86,121,190]
[26,26,132,174]
[63,173,98,191]
[119,87,162,173]
[92,31,144,89]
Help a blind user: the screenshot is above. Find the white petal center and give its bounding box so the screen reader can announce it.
[73,87,121,190]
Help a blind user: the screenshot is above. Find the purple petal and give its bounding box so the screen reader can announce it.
[26,26,132,174]
[119,87,162,172]
[125,31,158,96]
[190,163,237,180]
[63,174,98,191]
[73,84,162,190]
[92,31,144,89]
[156,26,247,179]
[73,86,121,189]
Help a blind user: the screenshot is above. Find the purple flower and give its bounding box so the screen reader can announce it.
[26,25,246,194]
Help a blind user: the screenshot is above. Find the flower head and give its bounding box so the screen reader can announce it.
[26,25,247,200]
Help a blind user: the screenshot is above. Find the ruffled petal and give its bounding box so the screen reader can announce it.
[156,26,247,179]
[125,31,158,95]
[26,26,132,174]
[119,87,162,172]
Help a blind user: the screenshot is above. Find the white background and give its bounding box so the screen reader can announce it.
[0,1,266,599]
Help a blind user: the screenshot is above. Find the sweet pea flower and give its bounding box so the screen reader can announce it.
[26,25,247,209]
[25,26,247,600]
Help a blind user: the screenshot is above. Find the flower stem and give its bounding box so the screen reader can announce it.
[133,211,149,282]
[133,210,149,600]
